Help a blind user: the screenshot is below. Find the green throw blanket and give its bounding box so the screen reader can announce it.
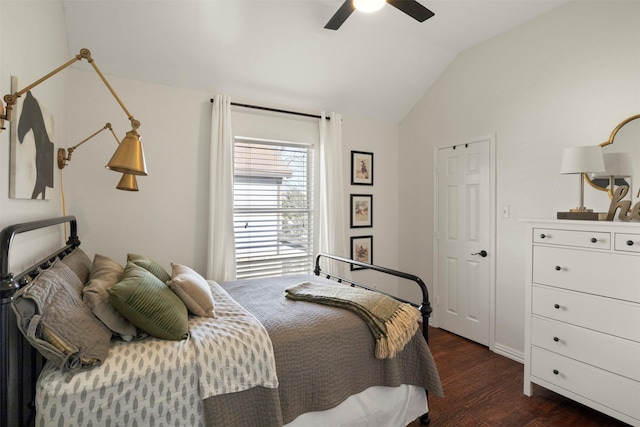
[285,282,420,359]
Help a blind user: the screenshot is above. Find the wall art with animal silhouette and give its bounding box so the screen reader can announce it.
[9,77,55,200]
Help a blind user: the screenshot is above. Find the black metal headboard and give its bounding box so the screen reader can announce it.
[0,216,80,427]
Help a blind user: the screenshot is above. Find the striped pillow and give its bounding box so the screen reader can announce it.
[108,262,188,340]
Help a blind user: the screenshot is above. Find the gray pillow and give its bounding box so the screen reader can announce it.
[59,247,92,284]
[11,258,112,373]
[83,254,138,341]
[108,262,188,341]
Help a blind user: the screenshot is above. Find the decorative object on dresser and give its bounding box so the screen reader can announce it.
[586,114,640,197]
[557,146,605,220]
[524,220,640,426]
[606,184,640,221]
[588,152,632,198]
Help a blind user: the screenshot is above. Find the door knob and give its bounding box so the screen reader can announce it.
[471,250,488,257]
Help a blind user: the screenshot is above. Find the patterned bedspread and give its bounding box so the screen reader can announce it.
[36,282,278,427]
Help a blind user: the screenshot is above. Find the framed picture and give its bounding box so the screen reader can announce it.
[350,194,372,228]
[350,235,373,270]
[9,76,55,199]
[351,150,373,185]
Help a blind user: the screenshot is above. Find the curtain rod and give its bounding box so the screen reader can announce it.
[209,98,329,121]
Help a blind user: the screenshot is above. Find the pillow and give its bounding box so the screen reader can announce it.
[59,247,92,284]
[83,254,138,341]
[108,262,188,340]
[127,253,171,283]
[11,259,112,373]
[166,263,216,318]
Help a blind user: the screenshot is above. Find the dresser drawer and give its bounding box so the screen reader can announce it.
[534,228,610,249]
[532,285,640,342]
[533,245,640,303]
[531,347,640,420]
[615,233,640,253]
[531,316,640,381]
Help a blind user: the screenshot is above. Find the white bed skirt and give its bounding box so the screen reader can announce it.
[285,384,428,427]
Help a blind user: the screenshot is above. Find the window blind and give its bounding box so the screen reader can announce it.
[234,138,314,279]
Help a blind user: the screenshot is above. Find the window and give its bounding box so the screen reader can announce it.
[233,137,314,279]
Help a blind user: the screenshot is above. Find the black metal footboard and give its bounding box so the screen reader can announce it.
[314,253,434,425]
[1,216,80,427]
[313,253,432,345]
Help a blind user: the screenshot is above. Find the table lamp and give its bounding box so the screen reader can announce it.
[558,145,605,219]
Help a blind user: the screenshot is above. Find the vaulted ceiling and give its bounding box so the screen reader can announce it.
[62,0,568,123]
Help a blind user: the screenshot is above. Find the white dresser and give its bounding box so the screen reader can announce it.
[524,220,640,426]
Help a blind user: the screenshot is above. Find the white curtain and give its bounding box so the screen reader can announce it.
[318,112,349,278]
[207,95,236,282]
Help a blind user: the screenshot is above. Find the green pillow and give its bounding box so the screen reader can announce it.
[127,253,171,283]
[108,262,188,340]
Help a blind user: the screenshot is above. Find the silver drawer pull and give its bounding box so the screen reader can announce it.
[627,240,634,246]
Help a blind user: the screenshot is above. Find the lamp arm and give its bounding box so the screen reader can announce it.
[1,50,86,124]
[1,48,141,132]
[58,122,113,169]
[85,57,141,131]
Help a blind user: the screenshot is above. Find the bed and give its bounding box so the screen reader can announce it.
[0,216,442,427]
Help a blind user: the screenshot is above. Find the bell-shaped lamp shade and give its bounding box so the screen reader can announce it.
[106,130,148,176]
[354,0,386,13]
[116,173,139,191]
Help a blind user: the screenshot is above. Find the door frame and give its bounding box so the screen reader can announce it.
[432,133,497,351]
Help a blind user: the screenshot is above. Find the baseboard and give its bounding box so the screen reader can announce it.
[492,343,524,364]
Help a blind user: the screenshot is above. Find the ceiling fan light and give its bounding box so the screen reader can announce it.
[353,0,385,13]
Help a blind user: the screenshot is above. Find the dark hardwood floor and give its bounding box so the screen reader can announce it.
[408,327,630,427]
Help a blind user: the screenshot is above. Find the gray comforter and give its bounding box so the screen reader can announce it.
[202,274,443,426]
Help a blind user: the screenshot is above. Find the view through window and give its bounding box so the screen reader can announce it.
[233,138,314,279]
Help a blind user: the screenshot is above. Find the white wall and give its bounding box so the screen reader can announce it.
[343,116,400,295]
[0,1,70,271]
[0,0,401,287]
[398,0,640,358]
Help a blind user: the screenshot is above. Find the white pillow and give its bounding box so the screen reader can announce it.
[166,263,216,318]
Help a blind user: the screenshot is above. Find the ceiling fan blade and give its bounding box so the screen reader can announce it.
[387,0,435,22]
[325,0,355,30]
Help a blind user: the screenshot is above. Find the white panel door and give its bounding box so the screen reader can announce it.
[437,138,492,346]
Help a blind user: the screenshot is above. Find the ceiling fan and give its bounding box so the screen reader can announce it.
[325,0,435,30]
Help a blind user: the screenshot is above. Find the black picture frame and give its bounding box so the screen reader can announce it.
[350,235,373,270]
[350,194,372,228]
[351,151,373,185]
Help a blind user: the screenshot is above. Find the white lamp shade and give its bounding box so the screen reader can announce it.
[560,146,605,174]
[589,152,633,178]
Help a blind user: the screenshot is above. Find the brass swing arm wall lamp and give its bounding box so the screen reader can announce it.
[58,123,139,191]
[0,48,147,178]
